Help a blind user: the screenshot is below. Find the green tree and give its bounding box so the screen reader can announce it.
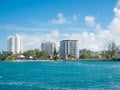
[108,42,118,59]
[53,55,59,60]
[0,54,7,61]
[35,51,47,59]
[0,51,16,61]
[23,50,36,58]
[79,49,99,59]
[7,51,13,56]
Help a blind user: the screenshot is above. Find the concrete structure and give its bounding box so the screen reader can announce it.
[8,34,23,54]
[59,40,79,59]
[41,41,56,58]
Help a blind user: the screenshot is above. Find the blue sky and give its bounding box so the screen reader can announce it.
[0,0,120,51]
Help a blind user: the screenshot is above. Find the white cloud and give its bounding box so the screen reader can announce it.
[85,16,95,27]
[0,25,47,31]
[114,7,120,17]
[108,0,120,42]
[95,24,102,31]
[22,29,60,50]
[22,0,120,51]
[62,32,104,51]
[49,13,71,25]
[61,0,120,51]
[29,13,78,26]
[64,28,88,31]
[116,0,120,8]
[72,14,78,21]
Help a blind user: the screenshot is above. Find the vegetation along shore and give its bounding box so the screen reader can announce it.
[0,42,120,61]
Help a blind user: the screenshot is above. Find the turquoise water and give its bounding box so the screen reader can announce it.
[0,60,120,90]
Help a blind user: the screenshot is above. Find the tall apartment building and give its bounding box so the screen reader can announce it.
[41,41,56,57]
[59,40,79,59]
[8,34,23,54]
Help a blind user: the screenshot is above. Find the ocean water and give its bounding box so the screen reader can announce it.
[0,60,120,90]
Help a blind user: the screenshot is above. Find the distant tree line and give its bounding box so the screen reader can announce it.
[79,42,119,59]
[0,42,119,61]
[101,42,119,59]
[0,49,59,61]
[79,49,99,59]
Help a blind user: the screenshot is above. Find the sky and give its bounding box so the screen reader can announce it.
[0,0,120,51]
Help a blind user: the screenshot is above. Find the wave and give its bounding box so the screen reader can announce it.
[0,81,25,86]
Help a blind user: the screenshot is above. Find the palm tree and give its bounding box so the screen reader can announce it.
[108,42,119,59]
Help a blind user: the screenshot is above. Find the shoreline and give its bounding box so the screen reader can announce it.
[1,59,119,62]
[5,60,55,62]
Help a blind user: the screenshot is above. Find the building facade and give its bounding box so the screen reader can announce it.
[41,41,56,57]
[8,34,23,54]
[59,40,79,59]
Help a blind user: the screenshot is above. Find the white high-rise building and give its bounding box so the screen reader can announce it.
[41,41,56,57]
[60,40,79,59]
[8,34,23,54]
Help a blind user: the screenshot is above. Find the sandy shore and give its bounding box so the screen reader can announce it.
[6,60,55,62]
[3,59,115,62]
